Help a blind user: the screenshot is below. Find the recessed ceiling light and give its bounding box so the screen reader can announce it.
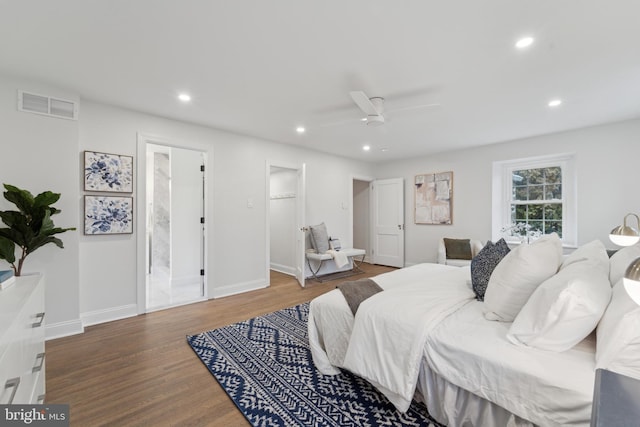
[361,118,368,122]
[296,126,306,134]
[178,93,191,102]
[362,145,371,151]
[380,148,388,152]
[515,36,534,49]
[548,99,562,107]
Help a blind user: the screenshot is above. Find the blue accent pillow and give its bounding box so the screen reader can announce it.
[471,238,510,301]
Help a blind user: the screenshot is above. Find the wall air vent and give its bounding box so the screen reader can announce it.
[18,90,78,120]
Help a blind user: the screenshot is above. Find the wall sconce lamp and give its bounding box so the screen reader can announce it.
[610,213,640,305]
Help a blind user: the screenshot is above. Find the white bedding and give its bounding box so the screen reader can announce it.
[308,263,460,375]
[425,301,595,426]
[342,266,475,412]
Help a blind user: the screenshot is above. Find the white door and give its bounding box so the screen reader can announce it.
[371,178,404,268]
[295,164,306,287]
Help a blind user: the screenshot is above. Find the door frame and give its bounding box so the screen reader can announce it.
[265,160,306,287]
[136,132,212,314]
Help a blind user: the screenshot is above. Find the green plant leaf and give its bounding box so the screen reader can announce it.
[0,235,15,263]
[3,184,34,213]
[34,191,61,208]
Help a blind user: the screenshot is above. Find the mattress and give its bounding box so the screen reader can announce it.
[425,301,596,427]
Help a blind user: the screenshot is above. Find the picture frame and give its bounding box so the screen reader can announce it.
[414,171,453,224]
[84,151,133,193]
[84,195,133,235]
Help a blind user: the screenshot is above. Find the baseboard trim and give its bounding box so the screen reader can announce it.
[81,304,138,327]
[270,263,295,276]
[211,278,267,299]
[46,319,84,341]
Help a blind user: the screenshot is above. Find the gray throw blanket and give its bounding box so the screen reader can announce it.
[337,278,383,315]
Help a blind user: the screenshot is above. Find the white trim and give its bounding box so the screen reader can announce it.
[80,304,138,327]
[211,278,268,298]
[45,318,84,340]
[270,263,296,276]
[492,153,577,247]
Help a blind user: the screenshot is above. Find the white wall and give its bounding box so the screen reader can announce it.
[77,100,374,318]
[0,75,82,338]
[375,118,640,266]
[269,167,297,275]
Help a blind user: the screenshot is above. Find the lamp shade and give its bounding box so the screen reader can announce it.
[610,226,640,246]
[623,256,640,306]
[609,213,640,246]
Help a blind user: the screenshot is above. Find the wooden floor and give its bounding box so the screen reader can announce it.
[45,263,395,426]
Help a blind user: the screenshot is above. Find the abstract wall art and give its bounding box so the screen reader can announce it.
[414,171,453,224]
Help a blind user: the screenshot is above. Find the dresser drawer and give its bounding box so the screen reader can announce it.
[0,275,45,404]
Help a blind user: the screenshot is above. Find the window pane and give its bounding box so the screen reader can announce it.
[512,172,525,185]
[514,186,527,200]
[545,184,562,199]
[526,169,544,185]
[529,204,543,220]
[544,167,562,184]
[545,221,562,237]
[514,205,527,221]
[528,185,544,200]
[529,221,543,233]
[544,204,562,220]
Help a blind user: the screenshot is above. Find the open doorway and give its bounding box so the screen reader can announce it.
[145,143,206,310]
[352,178,372,263]
[269,166,298,276]
[267,162,306,287]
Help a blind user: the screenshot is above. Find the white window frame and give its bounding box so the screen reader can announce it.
[492,153,577,247]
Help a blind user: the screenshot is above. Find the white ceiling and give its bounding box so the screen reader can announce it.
[1,1,639,162]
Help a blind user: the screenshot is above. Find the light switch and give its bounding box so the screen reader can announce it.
[247,198,253,208]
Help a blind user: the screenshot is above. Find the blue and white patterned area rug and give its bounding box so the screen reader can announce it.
[187,303,444,427]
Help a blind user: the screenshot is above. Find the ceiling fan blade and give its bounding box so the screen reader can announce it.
[386,103,440,114]
[350,91,381,116]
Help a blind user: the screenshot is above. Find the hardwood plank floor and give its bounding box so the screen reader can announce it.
[45,263,395,426]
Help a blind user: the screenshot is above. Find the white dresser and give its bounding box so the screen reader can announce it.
[0,274,46,404]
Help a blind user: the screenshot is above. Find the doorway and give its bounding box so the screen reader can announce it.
[145,143,206,310]
[267,162,306,287]
[352,178,371,263]
[269,166,298,276]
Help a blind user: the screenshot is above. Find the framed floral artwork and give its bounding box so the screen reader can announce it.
[84,151,133,193]
[84,195,133,235]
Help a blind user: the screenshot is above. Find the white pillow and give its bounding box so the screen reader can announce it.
[609,243,640,286]
[507,262,612,352]
[484,233,563,322]
[596,280,640,379]
[560,239,610,275]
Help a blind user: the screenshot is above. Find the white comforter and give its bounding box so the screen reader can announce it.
[308,263,474,412]
[425,301,596,426]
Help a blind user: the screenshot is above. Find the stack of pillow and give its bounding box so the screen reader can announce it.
[471,234,640,379]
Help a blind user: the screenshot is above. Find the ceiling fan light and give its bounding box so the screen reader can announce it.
[366,115,385,126]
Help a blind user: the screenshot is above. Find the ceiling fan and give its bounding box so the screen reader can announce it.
[348,90,440,127]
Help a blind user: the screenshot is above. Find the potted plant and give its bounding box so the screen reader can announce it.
[0,184,75,276]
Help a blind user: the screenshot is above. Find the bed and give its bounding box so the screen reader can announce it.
[308,236,639,427]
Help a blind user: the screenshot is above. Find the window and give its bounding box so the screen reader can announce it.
[492,154,576,247]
